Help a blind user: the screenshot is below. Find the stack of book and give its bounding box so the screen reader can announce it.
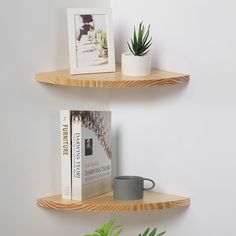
[60,110,112,201]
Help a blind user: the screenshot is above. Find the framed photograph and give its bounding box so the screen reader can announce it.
[67,8,116,74]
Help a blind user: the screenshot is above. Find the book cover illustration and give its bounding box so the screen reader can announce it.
[71,110,111,201]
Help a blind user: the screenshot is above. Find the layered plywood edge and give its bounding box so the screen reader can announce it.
[37,191,190,212]
[36,65,189,88]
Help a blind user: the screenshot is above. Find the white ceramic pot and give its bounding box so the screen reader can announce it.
[121,52,151,76]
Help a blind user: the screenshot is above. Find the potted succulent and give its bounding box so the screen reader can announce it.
[85,218,166,236]
[122,22,152,76]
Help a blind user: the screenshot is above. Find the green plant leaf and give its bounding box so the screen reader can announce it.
[138,226,166,236]
[137,22,144,53]
[103,218,114,233]
[139,39,152,55]
[127,42,135,55]
[131,38,134,47]
[141,24,150,46]
[85,233,101,236]
[139,45,150,55]
[131,38,136,54]
[141,31,150,48]
[142,37,152,49]
[85,218,123,236]
[142,227,150,236]
[156,231,166,236]
[149,227,157,236]
[113,227,123,236]
[133,26,137,49]
[140,49,150,56]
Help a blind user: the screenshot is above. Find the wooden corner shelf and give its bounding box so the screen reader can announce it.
[37,191,190,212]
[36,65,189,88]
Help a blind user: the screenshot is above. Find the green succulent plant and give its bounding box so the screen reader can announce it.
[138,227,166,236]
[85,218,123,236]
[127,22,152,56]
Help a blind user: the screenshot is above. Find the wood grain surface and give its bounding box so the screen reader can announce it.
[37,191,190,212]
[36,65,189,88]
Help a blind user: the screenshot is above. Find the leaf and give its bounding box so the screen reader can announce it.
[139,45,151,55]
[156,231,166,236]
[85,233,101,236]
[137,24,145,55]
[149,227,157,236]
[103,218,115,233]
[142,25,150,45]
[113,227,123,236]
[145,37,152,45]
[131,38,137,54]
[138,22,144,46]
[140,49,150,56]
[137,226,166,236]
[139,40,152,55]
[133,26,137,49]
[142,37,152,49]
[142,227,150,236]
[131,38,134,48]
[85,218,123,236]
[141,29,150,48]
[127,42,135,55]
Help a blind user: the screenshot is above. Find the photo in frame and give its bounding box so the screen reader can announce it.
[67,8,116,74]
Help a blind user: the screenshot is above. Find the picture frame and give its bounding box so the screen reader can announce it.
[67,8,116,74]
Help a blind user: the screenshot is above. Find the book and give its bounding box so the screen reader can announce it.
[60,110,72,199]
[61,110,112,201]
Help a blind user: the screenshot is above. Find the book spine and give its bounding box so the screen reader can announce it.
[60,110,71,199]
[71,113,82,201]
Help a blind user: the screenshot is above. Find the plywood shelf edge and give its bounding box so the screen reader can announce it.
[37,191,190,212]
[36,65,189,88]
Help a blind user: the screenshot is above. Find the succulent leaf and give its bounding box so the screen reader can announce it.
[142,227,150,236]
[156,231,166,236]
[127,42,135,55]
[85,218,123,236]
[138,227,166,236]
[133,26,137,49]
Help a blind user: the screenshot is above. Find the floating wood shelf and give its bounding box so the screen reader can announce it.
[37,191,190,212]
[36,65,189,88]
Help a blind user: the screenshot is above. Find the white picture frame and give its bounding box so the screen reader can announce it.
[67,8,116,74]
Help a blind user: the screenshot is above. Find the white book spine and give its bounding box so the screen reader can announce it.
[71,114,82,201]
[60,110,71,199]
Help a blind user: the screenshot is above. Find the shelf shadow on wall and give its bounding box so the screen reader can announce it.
[36,83,111,108]
[109,84,189,105]
[112,126,121,178]
[41,204,190,234]
[36,81,189,105]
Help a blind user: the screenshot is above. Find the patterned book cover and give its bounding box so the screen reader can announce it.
[71,110,111,201]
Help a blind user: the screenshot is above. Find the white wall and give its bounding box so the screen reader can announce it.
[0,1,113,236]
[111,0,236,235]
[1,0,236,235]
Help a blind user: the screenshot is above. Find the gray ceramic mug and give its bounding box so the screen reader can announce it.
[113,176,155,200]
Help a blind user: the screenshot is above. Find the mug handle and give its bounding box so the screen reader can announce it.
[143,178,155,191]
